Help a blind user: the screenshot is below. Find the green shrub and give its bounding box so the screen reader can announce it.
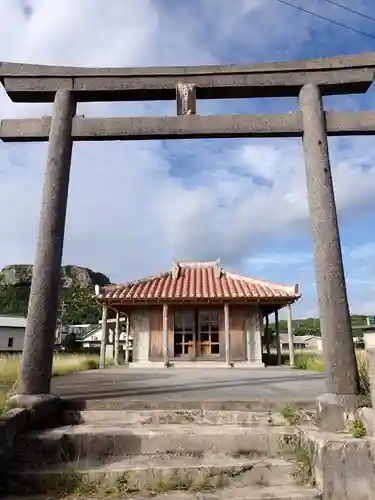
[280,404,301,426]
[262,353,290,366]
[294,353,324,372]
[82,358,100,371]
[350,419,366,438]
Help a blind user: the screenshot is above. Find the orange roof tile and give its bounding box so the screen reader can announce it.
[96,260,300,304]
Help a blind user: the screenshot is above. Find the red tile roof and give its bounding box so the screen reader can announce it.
[96,260,300,304]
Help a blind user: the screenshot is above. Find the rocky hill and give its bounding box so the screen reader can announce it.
[0,264,111,324]
[0,264,110,288]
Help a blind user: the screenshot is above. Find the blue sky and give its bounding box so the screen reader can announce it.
[1,0,375,319]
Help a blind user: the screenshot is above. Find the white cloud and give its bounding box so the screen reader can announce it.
[247,251,313,270]
[1,0,375,318]
[349,242,375,259]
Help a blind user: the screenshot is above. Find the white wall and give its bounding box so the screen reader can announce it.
[316,338,323,352]
[0,326,25,351]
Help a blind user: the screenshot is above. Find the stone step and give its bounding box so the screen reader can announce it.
[12,424,298,464]
[63,409,289,427]
[5,456,298,495]
[64,399,315,412]
[142,485,321,500]
[1,485,321,500]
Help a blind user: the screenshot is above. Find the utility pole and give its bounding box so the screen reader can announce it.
[57,300,66,345]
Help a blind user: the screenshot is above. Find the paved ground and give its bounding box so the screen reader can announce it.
[52,366,325,407]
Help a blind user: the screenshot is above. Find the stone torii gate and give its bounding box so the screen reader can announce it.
[1,52,374,427]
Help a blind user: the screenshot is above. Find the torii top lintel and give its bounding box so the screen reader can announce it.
[1,51,375,103]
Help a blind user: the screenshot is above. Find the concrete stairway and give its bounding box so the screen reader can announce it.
[4,408,321,499]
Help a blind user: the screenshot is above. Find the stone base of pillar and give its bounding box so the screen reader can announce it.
[316,393,359,432]
[8,392,60,409]
[8,393,63,426]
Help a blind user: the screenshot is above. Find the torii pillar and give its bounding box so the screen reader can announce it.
[10,89,76,408]
[299,83,359,430]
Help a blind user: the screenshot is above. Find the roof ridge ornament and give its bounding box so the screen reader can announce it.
[171,260,180,279]
[213,258,222,278]
[171,259,222,278]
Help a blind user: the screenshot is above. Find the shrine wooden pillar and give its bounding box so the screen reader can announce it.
[287,304,295,367]
[275,310,281,366]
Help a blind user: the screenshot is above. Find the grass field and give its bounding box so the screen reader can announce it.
[293,350,370,398]
[264,349,370,402]
[0,353,103,414]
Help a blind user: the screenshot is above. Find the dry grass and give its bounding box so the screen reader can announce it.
[293,350,370,400]
[5,461,255,498]
[356,350,370,397]
[0,353,104,414]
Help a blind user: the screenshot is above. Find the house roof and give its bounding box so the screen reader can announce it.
[79,324,134,342]
[96,260,300,304]
[0,314,27,328]
[279,334,320,344]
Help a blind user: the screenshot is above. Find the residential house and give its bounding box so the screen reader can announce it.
[56,323,93,344]
[0,314,27,352]
[77,319,133,360]
[278,334,323,352]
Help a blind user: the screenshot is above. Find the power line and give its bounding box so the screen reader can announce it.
[273,0,375,40]
[320,0,375,24]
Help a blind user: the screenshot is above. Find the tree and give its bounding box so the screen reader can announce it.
[61,332,79,352]
[0,285,101,325]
